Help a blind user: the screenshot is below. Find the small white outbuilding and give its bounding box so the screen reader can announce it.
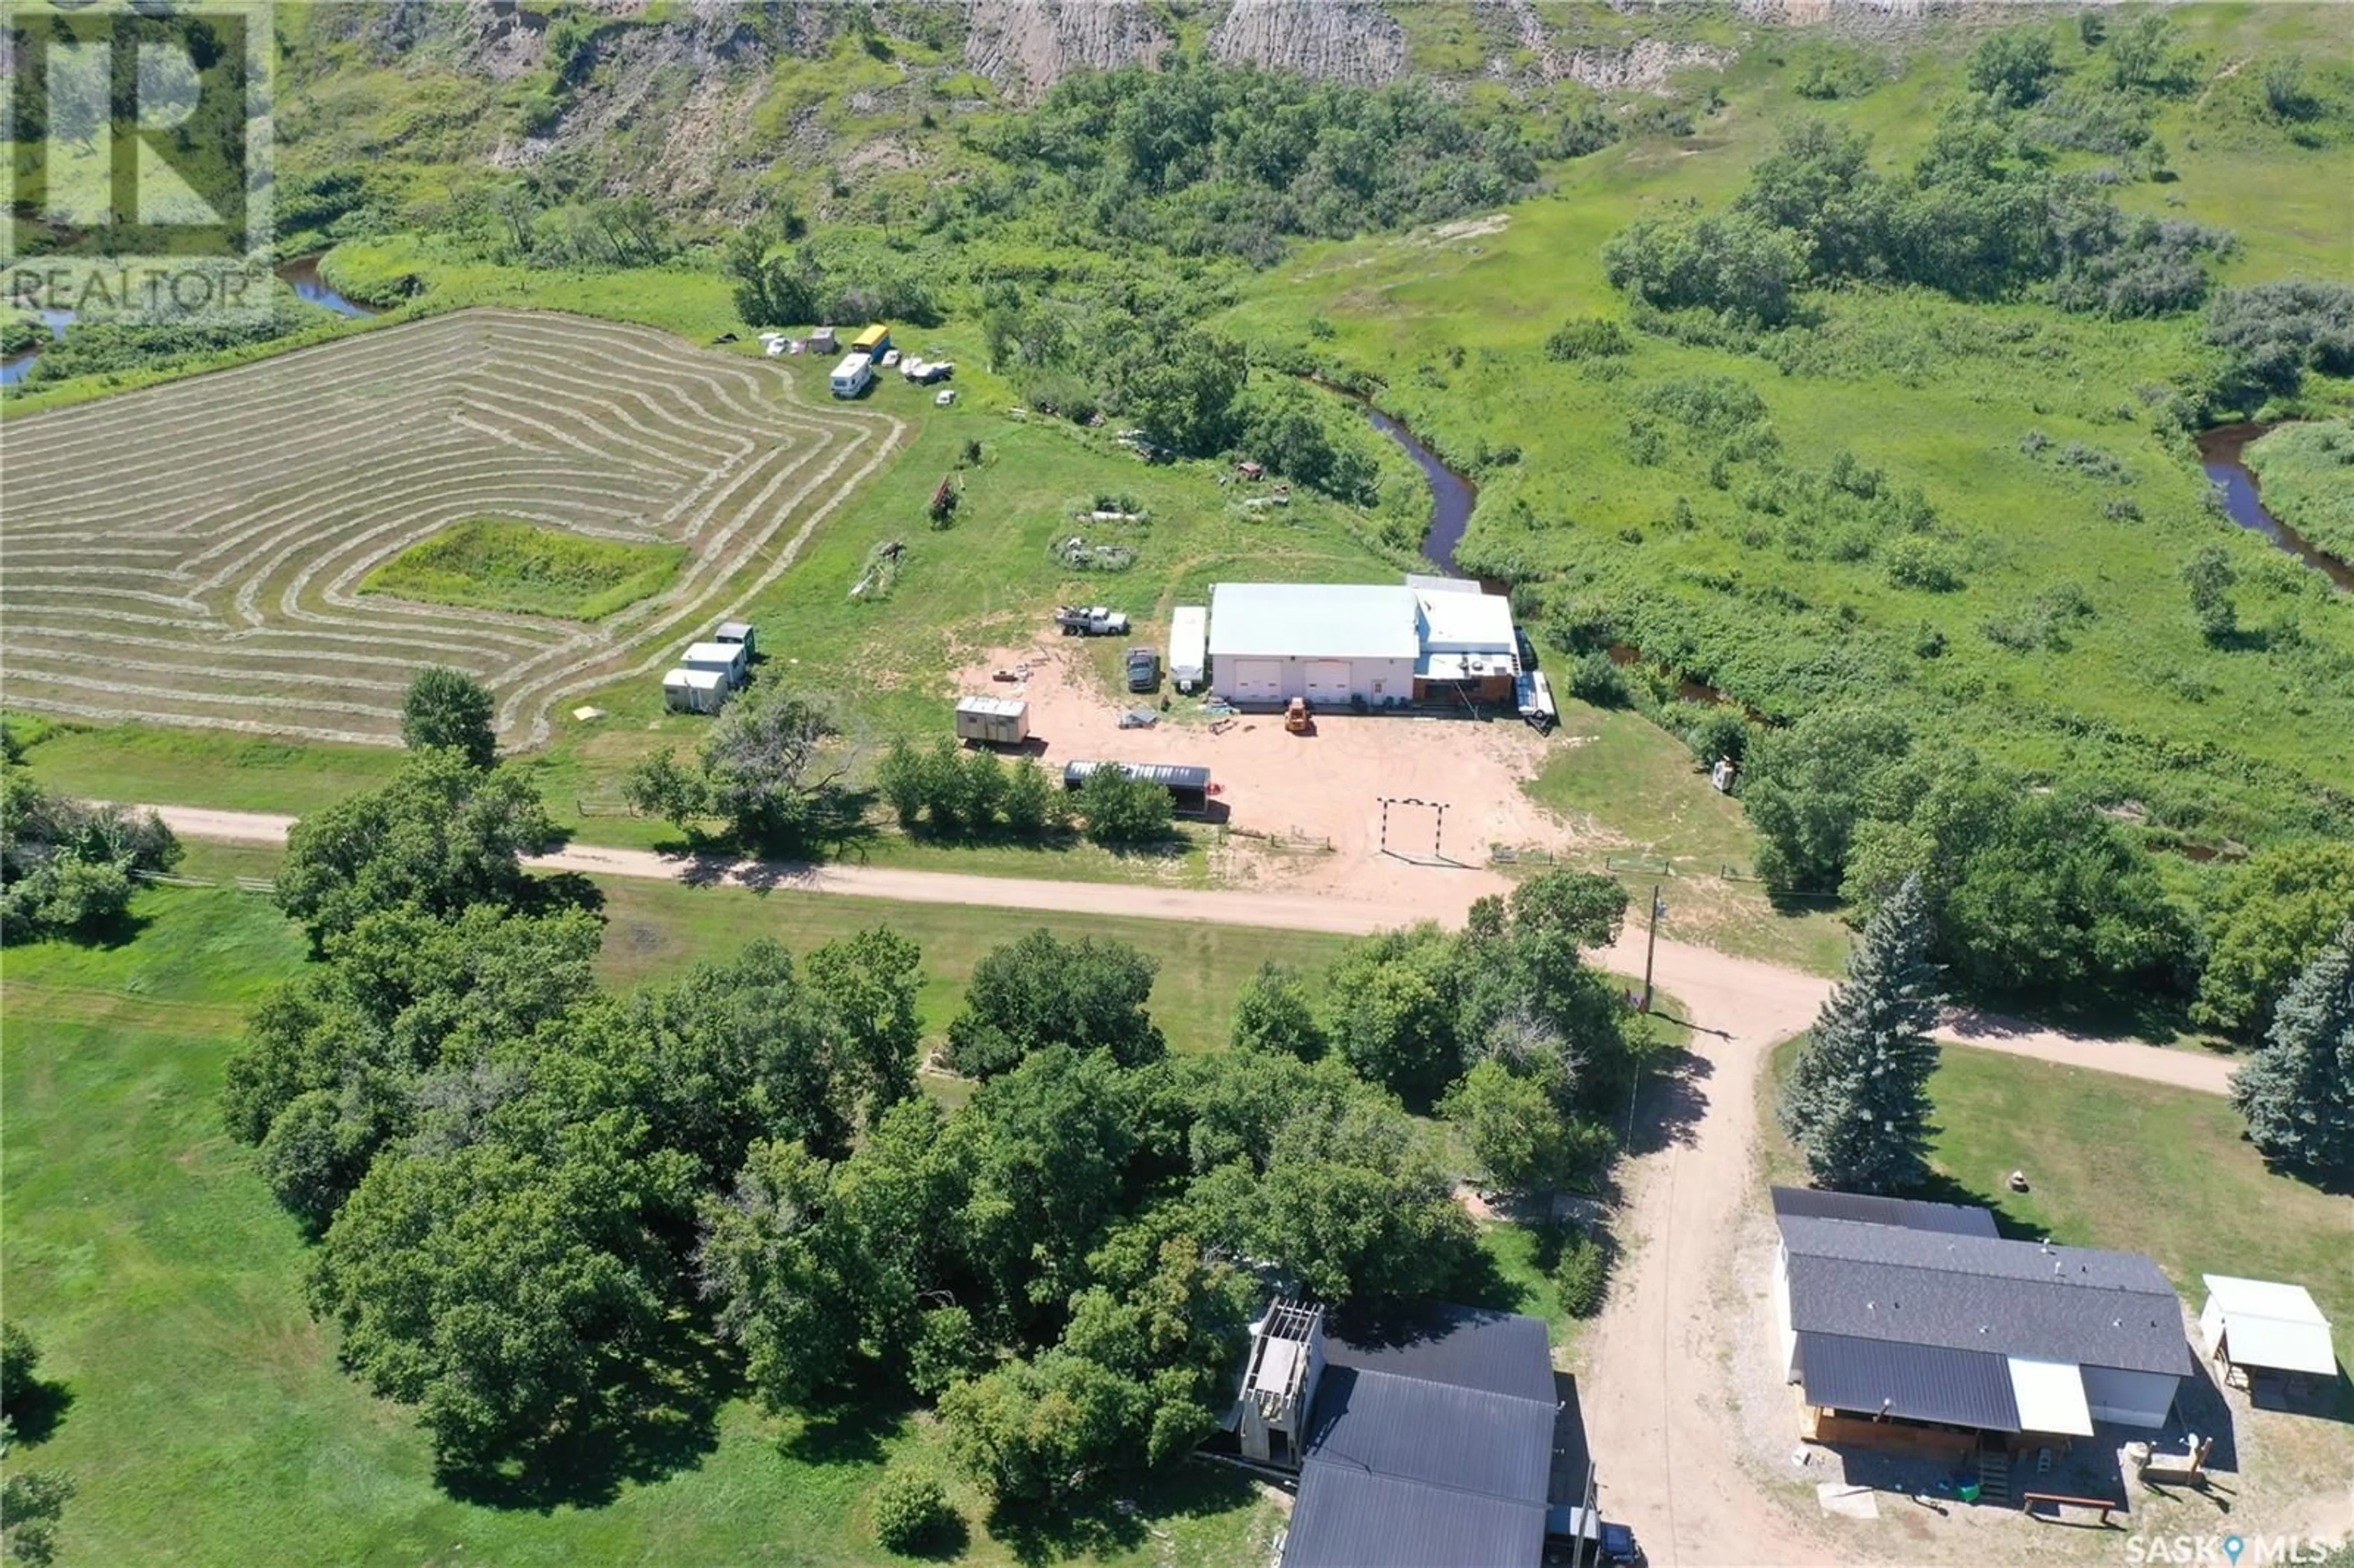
[682,640,750,688]
[663,667,728,715]
[2200,1275,2337,1381]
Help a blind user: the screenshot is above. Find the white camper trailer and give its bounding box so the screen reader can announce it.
[953,696,1030,747]
[829,352,874,398]
[714,620,757,658]
[682,640,750,688]
[1169,606,1208,693]
[663,668,728,715]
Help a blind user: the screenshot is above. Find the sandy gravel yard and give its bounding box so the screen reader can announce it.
[955,639,1592,908]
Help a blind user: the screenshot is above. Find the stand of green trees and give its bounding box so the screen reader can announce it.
[212,673,1653,1519]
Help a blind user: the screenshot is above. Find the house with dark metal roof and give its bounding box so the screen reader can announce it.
[1770,1186,2192,1458]
[1227,1301,1563,1568]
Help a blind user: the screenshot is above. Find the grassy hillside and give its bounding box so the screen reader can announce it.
[1222,4,2354,848]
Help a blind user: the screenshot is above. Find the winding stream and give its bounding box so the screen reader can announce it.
[1309,378,1480,577]
[2194,423,2353,593]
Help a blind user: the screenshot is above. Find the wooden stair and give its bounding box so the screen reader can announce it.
[1976,1444,2013,1505]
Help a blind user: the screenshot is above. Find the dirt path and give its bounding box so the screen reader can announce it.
[1575,953,1836,1566]
[144,802,2235,1097]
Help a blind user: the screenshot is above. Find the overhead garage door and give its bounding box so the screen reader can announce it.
[1229,660,1285,704]
[1305,661,1352,704]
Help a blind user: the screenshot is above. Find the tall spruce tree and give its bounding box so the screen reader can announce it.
[1780,873,1944,1192]
[2230,926,2354,1190]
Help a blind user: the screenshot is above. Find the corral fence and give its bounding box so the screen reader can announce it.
[1488,844,1558,867]
[1604,853,1673,877]
[133,870,216,888]
[576,794,642,818]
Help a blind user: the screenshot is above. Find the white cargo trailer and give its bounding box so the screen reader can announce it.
[682,640,750,688]
[663,668,728,715]
[954,695,1030,747]
[1169,606,1208,693]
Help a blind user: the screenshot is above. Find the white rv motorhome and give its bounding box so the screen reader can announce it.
[829,352,874,398]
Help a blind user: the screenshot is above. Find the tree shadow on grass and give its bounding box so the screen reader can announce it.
[438,1335,731,1512]
[775,1396,902,1471]
[987,1463,1255,1567]
[4,1374,74,1446]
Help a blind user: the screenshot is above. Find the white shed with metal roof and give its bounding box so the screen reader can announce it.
[2200,1276,2336,1379]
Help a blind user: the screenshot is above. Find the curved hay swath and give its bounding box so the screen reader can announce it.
[1,308,905,747]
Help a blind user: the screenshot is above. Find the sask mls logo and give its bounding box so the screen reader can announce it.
[2125,1533,2336,1565]
[5,0,272,318]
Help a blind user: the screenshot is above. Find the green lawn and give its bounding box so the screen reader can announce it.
[1522,700,1853,976]
[1760,1036,2354,1368]
[359,517,689,622]
[0,868,1340,1565]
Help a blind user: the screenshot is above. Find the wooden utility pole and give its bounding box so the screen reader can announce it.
[1640,885,1665,1010]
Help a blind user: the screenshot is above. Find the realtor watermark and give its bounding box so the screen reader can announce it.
[4,0,273,325]
[2124,1533,2337,1566]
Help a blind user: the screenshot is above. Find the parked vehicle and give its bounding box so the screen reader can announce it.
[1126,646,1160,692]
[1286,697,1311,734]
[1545,1507,1643,1566]
[1055,605,1130,636]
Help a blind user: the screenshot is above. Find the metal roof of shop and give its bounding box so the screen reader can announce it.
[1779,1215,2189,1376]
[1208,583,1419,661]
[1772,1186,2001,1238]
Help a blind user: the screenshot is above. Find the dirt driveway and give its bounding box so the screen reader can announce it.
[954,640,1588,905]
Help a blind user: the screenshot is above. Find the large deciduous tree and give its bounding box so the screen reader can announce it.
[2231,929,2354,1190]
[307,1128,685,1476]
[623,685,851,851]
[1780,873,1945,1192]
[400,667,498,770]
[276,748,556,946]
[2196,843,2354,1041]
[1741,706,1914,892]
[223,903,602,1232]
[1229,961,1327,1061]
[945,929,1165,1079]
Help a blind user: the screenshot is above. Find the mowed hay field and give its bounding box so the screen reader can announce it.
[0,309,901,749]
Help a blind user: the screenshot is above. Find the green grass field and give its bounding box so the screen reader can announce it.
[1760,1035,2353,1368]
[1218,2,2354,848]
[359,517,688,622]
[1522,699,1853,975]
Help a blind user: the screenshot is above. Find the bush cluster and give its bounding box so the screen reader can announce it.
[1,762,182,944]
[876,738,1068,839]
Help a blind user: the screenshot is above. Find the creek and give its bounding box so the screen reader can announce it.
[1309,379,1480,577]
[2194,422,2353,593]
